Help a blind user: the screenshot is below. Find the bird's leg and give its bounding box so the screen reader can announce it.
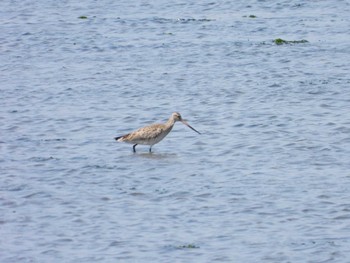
[149,146,152,153]
[133,144,137,153]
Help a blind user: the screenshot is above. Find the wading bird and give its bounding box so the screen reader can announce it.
[114,112,200,152]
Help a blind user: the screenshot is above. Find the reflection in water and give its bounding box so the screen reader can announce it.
[134,152,178,160]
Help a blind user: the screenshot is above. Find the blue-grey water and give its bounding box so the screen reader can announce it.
[1,0,350,262]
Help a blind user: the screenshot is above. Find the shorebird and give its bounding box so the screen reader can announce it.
[114,112,201,152]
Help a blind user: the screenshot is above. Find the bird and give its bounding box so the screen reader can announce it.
[114,112,201,152]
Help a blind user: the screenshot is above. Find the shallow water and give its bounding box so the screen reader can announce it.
[1,0,350,262]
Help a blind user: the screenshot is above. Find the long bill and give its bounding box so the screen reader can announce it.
[181,120,201,134]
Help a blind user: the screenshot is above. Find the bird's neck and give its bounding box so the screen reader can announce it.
[165,117,176,129]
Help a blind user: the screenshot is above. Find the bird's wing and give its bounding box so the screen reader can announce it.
[126,124,164,141]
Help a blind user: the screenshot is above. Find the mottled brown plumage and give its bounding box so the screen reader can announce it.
[115,112,200,152]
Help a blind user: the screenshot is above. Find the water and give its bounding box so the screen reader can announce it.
[1,0,350,262]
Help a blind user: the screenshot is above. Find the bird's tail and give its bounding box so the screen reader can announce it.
[114,135,127,142]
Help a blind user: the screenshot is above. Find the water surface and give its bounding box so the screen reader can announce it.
[1,0,350,262]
